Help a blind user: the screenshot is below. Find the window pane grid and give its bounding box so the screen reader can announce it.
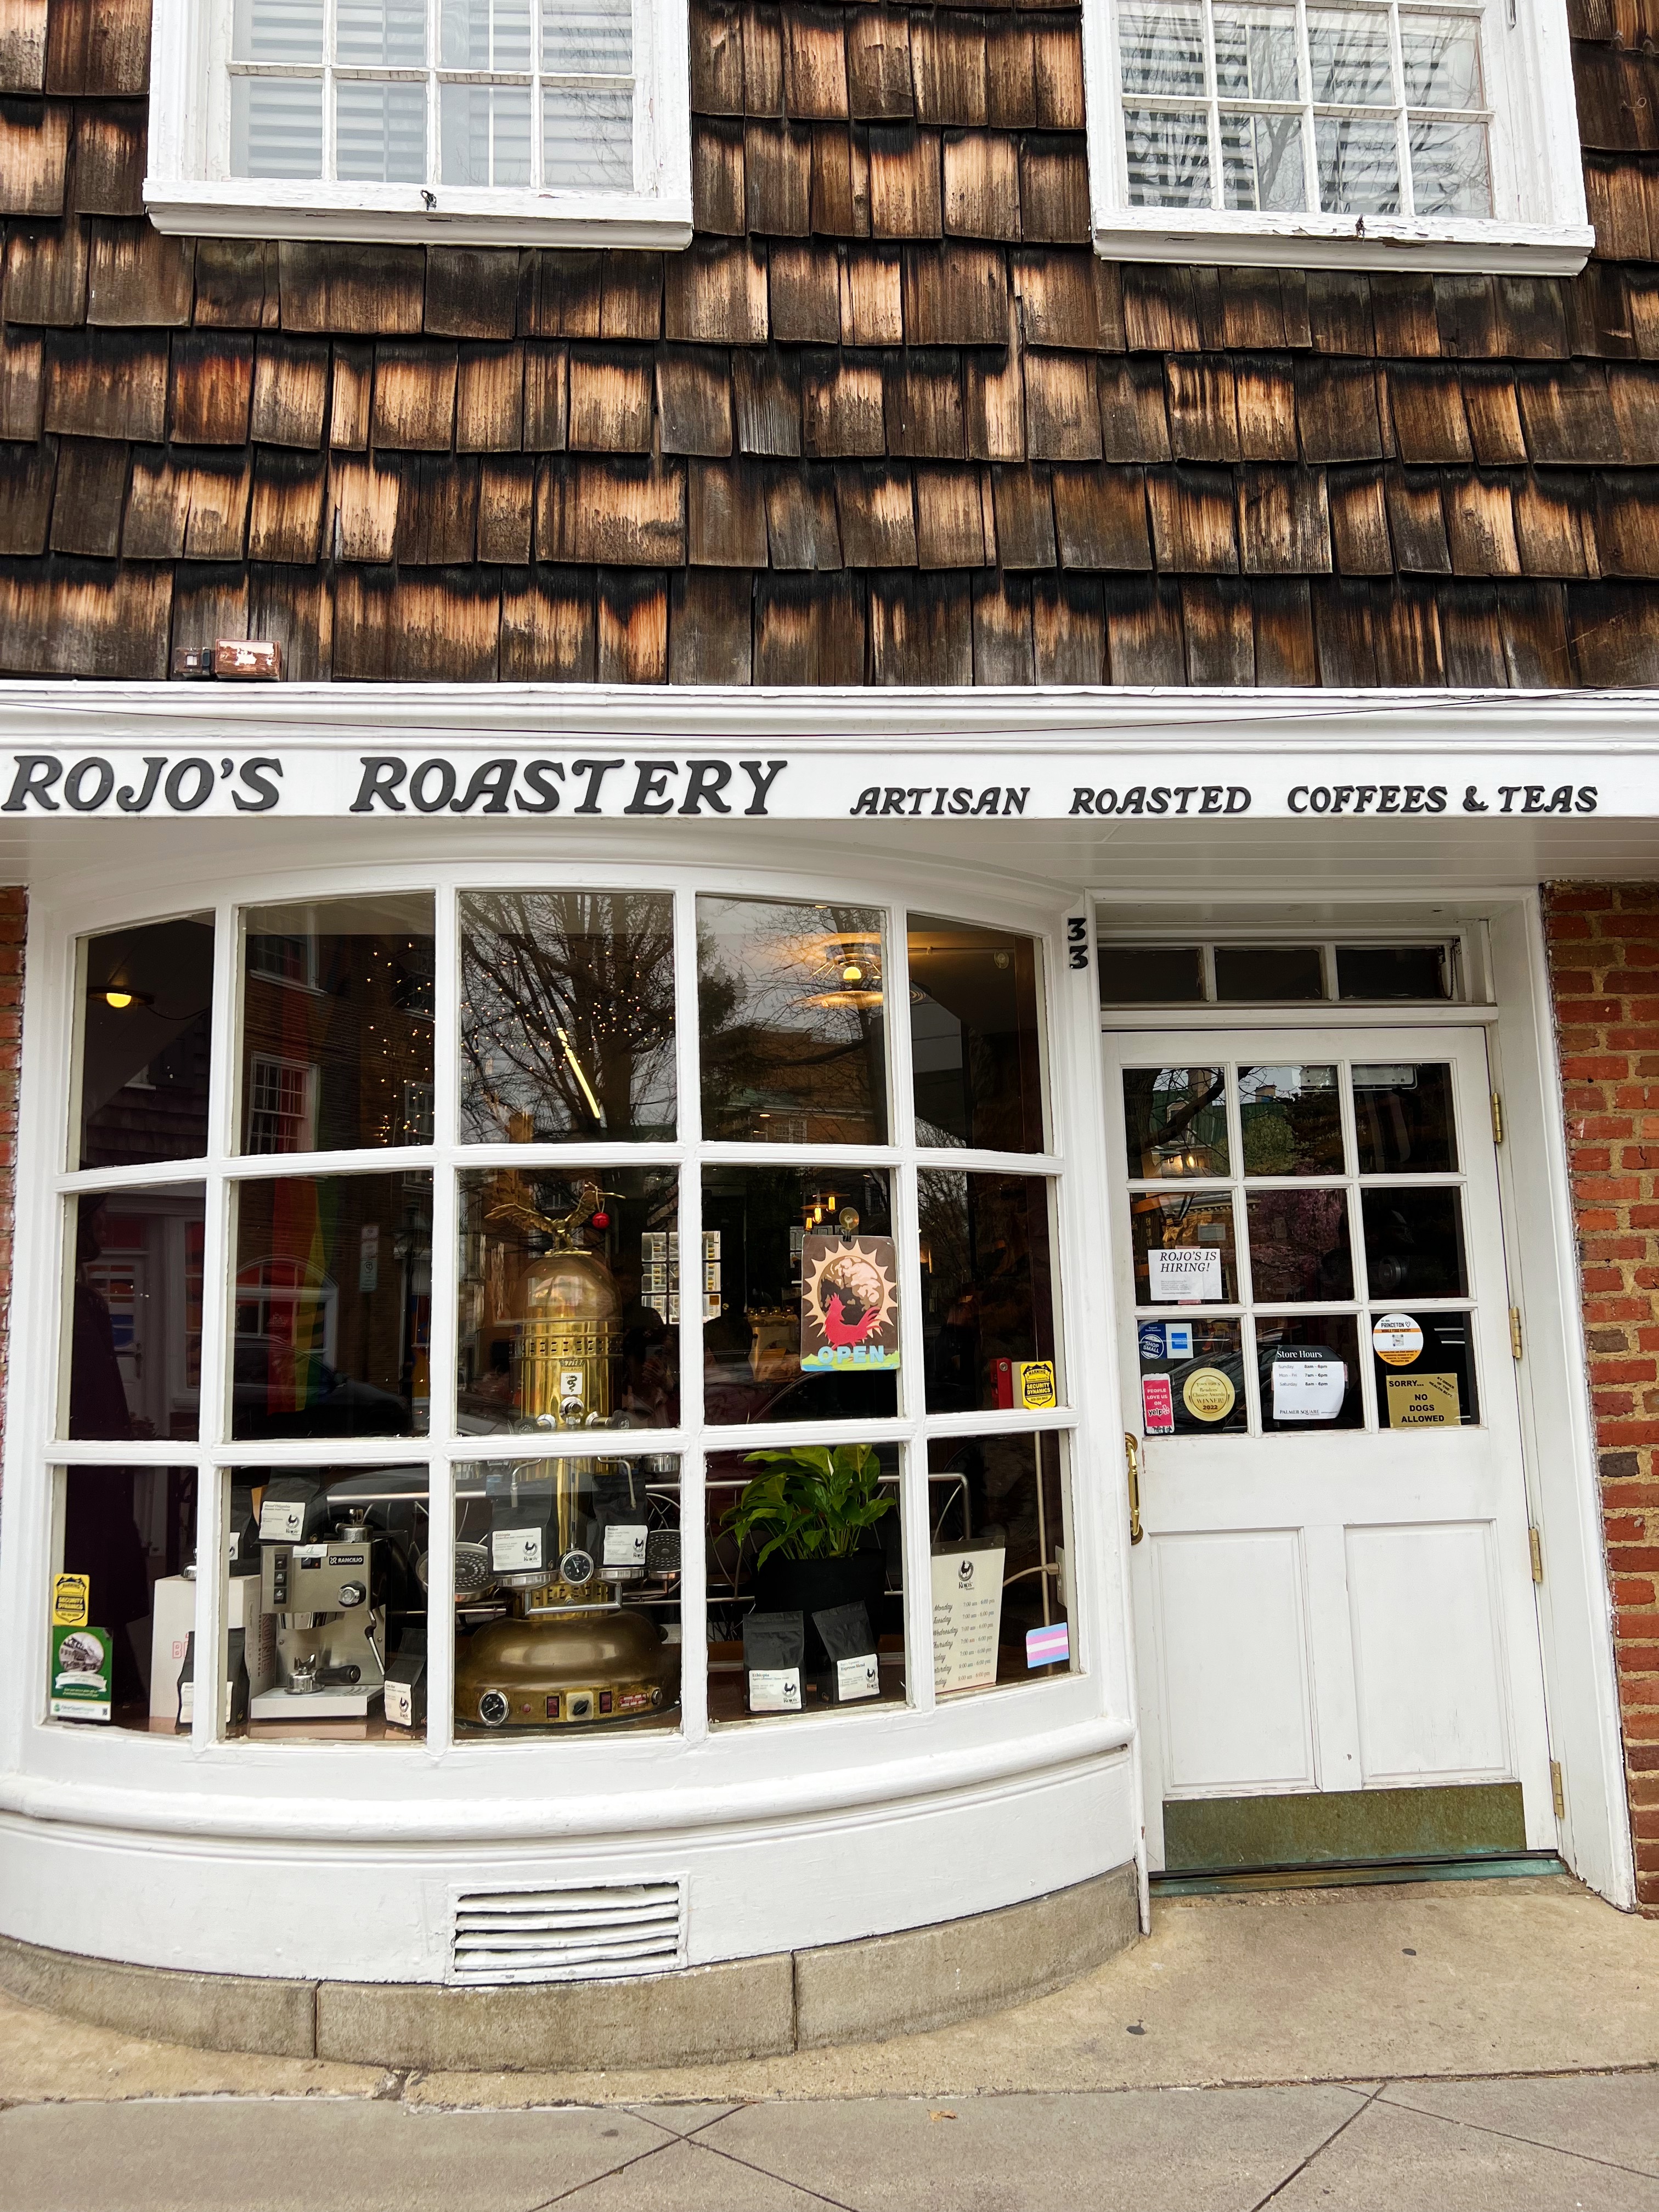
[1119,0,1493,217]
[52,885,1080,1745]
[229,0,634,188]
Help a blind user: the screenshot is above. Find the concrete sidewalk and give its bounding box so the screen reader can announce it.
[1,1876,1655,2209]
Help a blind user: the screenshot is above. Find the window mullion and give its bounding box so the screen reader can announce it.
[885,913,935,1716]
[426,0,441,188]
[671,883,707,1743]
[1202,0,1223,211]
[1295,0,1318,210]
[323,0,338,185]
[1389,1,1414,215]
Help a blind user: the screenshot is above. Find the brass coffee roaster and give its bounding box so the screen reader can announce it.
[454,1177,680,1731]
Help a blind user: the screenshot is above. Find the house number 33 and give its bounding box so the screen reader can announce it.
[1067,917,1090,971]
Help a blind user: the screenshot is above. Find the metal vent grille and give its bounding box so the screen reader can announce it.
[450,1881,684,1985]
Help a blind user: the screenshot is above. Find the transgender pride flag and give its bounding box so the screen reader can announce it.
[1025,1622,1069,1668]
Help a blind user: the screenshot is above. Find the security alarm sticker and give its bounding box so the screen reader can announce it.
[1386,1372,1461,1427]
[50,1623,112,1721]
[1271,1348,1347,1422]
[801,1233,900,1372]
[994,1358,1057,1409]
[1183,1367,1237,1423]
[1373,1312,1425,1366]
[931,1541,1006,1695]
[1148,1246,1223,1303]
[1142,1374,1176,1434]
[51,1572,89,1628]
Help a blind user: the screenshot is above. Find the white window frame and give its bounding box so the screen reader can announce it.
[144,0,692,245]
[1081,0,1592,271]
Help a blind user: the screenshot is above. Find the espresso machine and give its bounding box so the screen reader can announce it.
[252,1475,388,1720]
[454,1177,678,1730]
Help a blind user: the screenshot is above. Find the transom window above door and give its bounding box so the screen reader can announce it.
[1098,938,1463,1008]
[1084,0,1591,269]
[144,0,692,242]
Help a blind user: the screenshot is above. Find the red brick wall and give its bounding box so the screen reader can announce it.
[1546,883,1659,1909]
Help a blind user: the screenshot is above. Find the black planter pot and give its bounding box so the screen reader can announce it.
[751,1549,888,1673]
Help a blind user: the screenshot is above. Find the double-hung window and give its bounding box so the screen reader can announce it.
[1084,0,1592,269]
[145,0,691,243]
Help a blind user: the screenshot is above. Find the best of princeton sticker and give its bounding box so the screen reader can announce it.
[1372,1312,1425,1366]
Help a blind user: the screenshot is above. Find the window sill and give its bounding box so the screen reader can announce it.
[1092,205,1594,276]
[143,175,694,249]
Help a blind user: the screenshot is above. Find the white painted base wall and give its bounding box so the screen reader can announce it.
[0,1746,1136,1983]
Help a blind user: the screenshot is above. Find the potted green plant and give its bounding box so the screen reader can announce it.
[724,1443,894,1672]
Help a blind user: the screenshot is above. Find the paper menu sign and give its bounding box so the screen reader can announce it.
[932,1543,1005,1695]
[1147,1246,1222,1303]
[1271,1354,1347,1421]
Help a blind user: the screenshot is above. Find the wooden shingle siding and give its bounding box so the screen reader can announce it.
[0,0,1645,678]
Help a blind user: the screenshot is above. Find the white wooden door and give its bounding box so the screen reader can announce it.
[1104,1029,1555,1866]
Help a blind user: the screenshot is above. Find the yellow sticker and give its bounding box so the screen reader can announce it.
[1014,1360,1056,1410]
[1183,1367,1237,1423]
[1372,1312,1424,1367]
[50,1572,90,1628]
[1385,1372,1461,1427]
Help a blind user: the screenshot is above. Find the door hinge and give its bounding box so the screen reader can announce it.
[1529,1525,1544,1583]
[1550,1759,1565,1821]
[1491,1091,1504,1145]
[1510,1307,1524,1361]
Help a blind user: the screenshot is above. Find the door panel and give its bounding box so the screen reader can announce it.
[1153,1529,1316,1795]
[1345,1521,1511,1784]
[1108,1024,1554,1870]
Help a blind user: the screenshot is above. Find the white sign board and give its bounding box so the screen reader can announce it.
[932,1545,1005,1696]
[1148,1246,1223,1303]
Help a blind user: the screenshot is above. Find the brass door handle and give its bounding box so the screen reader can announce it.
[1124,1432,1144,1545]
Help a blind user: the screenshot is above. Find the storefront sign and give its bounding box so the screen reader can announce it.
[49,1624,112,1722]
[1183,1368,1237,1423]
[800,1235,900,1373]
[932,1544,1005,1695]
[0,738,1628,822]
[1386,1373,1462,1427]
[1373,1313,1425,1366]
[50,1573,89,1628]
[1141,1375,1175,1434]
[1148,1247,1222,1302]
[1271,1350,1347,1421]
[995,1358,1056,1409]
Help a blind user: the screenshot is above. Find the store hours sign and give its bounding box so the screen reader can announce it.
[0,745,1614,821]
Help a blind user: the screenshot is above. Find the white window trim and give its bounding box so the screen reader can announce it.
[1080,0,1593,272]
[143,0,692,246]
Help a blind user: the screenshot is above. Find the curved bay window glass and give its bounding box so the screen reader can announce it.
[706,1442,904,1723]
[455,1454,682,1739]
[459,890,676,1143]
[919,1172,1057,1415]
[241,896,434,1155]
[76,916,214,1170]
[702,1166,896,1426]
[232,1175,431,1438]
[908,917,1044,1153]
[48,877,1076,1753]
[698,896,888,1144]
[457,1166,680,1434]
